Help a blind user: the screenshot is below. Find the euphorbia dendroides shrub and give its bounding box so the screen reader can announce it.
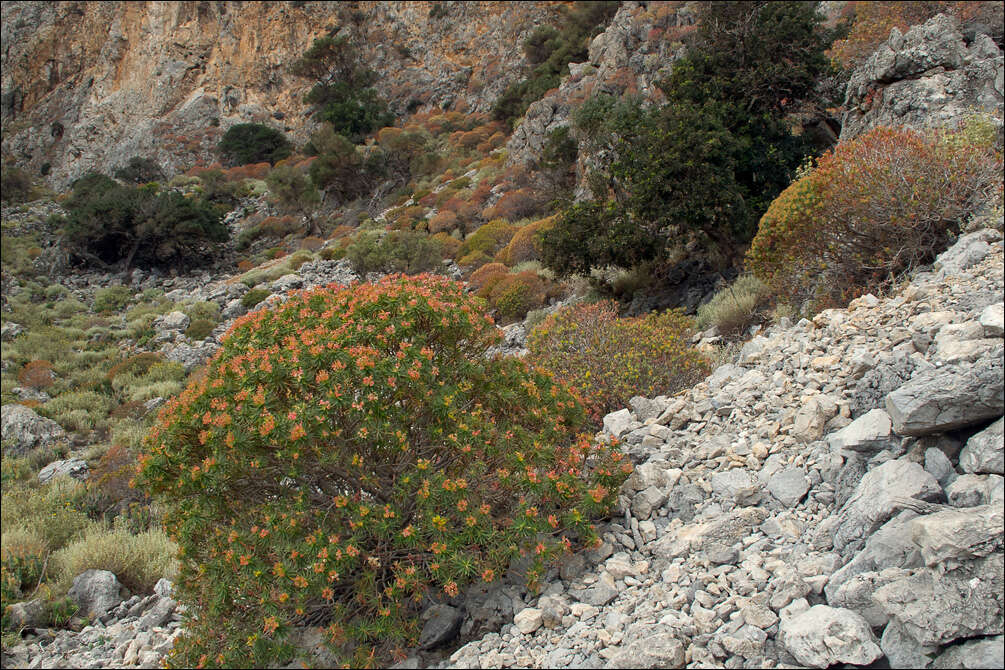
[746,120,1003,309]
[137,274,629,668]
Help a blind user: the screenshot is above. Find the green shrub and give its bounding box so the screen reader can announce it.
[137,275,629,668]
[1,166,34,204]
[2,478,92,552]
[52,519,178,595]
[293,36,393,142]
[344,229,444,276]
[185,318,217,341]
[41,391,115,433]
[487,271,548,322]
[695,275,771,335]
[528,301,710,420]
[241,289,271,310]
[746,121,1003,308]
[1,525,47,624]
[218,124,292,167]
[60,174,227,271]
[93,286,133,313]
[114,157,165,184]
[459,219,516,258]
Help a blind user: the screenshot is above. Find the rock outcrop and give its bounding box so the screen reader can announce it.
[842,12,1005,142]
[1,1,558,189]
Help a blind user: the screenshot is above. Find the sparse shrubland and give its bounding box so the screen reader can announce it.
[136,275,629,667]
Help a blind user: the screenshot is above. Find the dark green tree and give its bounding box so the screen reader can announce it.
[541,1,835,283]
[60,173,227,271]
[217,123,292,167]
[293,35,393,142]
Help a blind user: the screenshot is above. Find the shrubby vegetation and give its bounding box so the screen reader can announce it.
[59,173,228,271]
[1,166,35,204]
[527,301,710,420]
[218,124,293,167]
[137,275,629,667]
[492,1,620,127]
[114,157,165,184]
[746,119,1003,309]
[541,1,836,293]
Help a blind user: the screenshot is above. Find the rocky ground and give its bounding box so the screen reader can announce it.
[5,223,1003,669]
[432,228,1005,670]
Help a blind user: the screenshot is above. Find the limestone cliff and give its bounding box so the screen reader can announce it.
[1,1,561,189]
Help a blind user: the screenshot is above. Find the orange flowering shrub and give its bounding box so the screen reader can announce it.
[137,275,629,668]
[468,262,509,292]
[527,301,709,420]
[746,122,1003,308]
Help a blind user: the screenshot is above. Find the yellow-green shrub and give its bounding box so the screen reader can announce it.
[496,216,556,266]
[695,275,771,335]
[528,301,710,420]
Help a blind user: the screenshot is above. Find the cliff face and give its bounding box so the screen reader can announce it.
[1,1,561,189]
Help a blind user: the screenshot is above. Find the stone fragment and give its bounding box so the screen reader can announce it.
[271,273,304,293]
[779,605,882,668]
[138,597,176,630]
[767,468,809,507]
[885,354,1004,436]
[1,404,67,456]
[946,474,1004,508]
[418,604,462,650]
[830,459,942,555]
[931,634,1005,669]
[154,311,189,333]
[908,504,1003,567]
[603,409,634,438]
[605,633,685,669]
[827,408,895,453]
[1,322,24,341]
[710,469,763,506]
[37,458,89,484]
[924,447,957,488]
[959,417,1004,475]
[513,607,543,635]
[631,485,667,519]
[791,396,837,443]
[68,570,127,619]
[7,599,46,629]
[874,553,1004,647]
[979,302,1004,338]
[881,618,939,669]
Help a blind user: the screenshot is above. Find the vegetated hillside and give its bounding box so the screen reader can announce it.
[0,1,562,189]
[1,2,1003,669]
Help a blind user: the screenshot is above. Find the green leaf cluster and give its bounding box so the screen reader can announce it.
[217,124,292,168]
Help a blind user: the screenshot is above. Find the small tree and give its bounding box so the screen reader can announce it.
[218,124,292,167]
[265,165,321,236]
[114,157,165,184]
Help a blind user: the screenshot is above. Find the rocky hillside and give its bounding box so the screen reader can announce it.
[438,228,1004,670]
[5,223,1002,670]
[1,1,560,189]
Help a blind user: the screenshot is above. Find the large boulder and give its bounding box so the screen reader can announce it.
[1,404,67,456]
[873,553,1004,647]
[830,459,942,555]
[842,13,1005,142]
[37,457,89,484]
[959,417,1004,475]
[67,570,128,619]
[779,605,883,668]
[885,352,1004,436]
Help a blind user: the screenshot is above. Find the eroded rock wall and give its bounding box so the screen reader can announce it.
[1,1,560,189]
